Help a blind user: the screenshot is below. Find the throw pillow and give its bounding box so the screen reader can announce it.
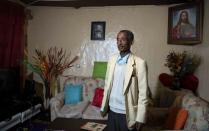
[85,79,98,102]
[159,73,173,87]
[92,61,107,79]
[64,84,83,104]
[91,87,104,107]
[181,74,199,92]
[164,107,188,130]
[174,108,188,129]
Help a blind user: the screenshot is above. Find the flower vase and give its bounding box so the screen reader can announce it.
[43,77,60,111]
[50,76,60,97]
[171,75,181,90]
[44,80,51,110]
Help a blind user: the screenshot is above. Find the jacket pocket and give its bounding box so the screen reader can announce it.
[133,105,138,113]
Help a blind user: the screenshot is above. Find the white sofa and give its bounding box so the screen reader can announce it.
[50,76,108,121]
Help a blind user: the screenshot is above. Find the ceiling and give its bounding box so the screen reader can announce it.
[19,0,196,8]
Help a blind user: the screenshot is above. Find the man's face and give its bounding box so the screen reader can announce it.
[117,32,131,53]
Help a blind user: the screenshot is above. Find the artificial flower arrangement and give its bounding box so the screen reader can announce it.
[24,47,78,109]
[163,50,201,90]
[165,51,200,77]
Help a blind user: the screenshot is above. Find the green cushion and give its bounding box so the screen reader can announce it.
[92,61,107,79]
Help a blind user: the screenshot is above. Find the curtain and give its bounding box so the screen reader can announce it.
[0,0,25,68]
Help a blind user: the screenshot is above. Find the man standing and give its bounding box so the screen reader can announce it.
[101,30,149,131]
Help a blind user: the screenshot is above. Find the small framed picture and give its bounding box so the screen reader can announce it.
[91,21,106,40]
[167,2,203,45]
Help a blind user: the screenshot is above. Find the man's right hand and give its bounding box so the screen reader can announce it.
[100,111,105,117]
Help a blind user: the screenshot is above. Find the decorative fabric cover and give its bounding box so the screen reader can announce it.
[91,87,104,107]
[50,92,65,121]
[182,93,209,131]
[64,84,83,104]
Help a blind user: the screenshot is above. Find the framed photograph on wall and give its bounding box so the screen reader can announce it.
[167,2,203,45]
[91,21,106,40]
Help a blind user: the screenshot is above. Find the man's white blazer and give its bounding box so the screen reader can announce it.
[101,53,149,129]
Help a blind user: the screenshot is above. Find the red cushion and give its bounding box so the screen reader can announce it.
[92,87,104,107]
[159,73,173,87]
[181,74,198,92]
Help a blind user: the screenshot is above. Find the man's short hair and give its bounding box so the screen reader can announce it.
[119,30,134,44]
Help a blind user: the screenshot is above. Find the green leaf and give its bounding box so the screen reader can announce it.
[24,59,42,74]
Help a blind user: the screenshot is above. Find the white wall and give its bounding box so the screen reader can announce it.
[28,4,208,101]
[192,1,209,101]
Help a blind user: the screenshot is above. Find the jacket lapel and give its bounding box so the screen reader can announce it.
[123,54,135,94]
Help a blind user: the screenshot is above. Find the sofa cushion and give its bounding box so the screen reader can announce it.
[82,104,108,120]
[63,76,105,102]
[92,87,104,107]
[58,101,89,118]
[64,84,83,104]
[85,79,100,102]
[164,107,188,130]
[174,109,188,129]
[63,76,93,102]
[159,73,173,87]
[181,74,198,92]
[92,61,107,79]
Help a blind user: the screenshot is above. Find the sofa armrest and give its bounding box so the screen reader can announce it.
[50,92,64,108]
[50,92,64,121]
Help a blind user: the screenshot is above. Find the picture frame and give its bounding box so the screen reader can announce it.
[167,2,203,45]
[91,21,106,40]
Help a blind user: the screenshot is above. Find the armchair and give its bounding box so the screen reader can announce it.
[143,83,209,131]
[50,76,107,121]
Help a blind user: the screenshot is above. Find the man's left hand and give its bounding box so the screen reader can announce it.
[135,122,144,131]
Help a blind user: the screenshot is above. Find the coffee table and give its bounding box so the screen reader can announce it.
[47,118,107,131]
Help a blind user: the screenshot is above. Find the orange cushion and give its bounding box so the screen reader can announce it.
[164,107,188,130]
[174,108,188,129]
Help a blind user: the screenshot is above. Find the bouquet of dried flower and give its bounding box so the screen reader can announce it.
[164,50,200,90]
[24,47,78,101]
[165,51,200,77]
[165,51,186,76]
[180,54,201,77]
